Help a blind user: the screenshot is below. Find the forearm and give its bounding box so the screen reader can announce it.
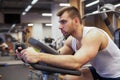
[39,53,82,70]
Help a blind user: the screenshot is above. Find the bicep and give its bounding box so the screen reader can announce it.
[58,45,74,55]
[58,36,74,55]
[74,30,102,65]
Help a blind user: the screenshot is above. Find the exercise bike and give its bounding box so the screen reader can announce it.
[16,37,81,80]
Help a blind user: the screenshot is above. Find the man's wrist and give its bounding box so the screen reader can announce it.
[37,53,43,62]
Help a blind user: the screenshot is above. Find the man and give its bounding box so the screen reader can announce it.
[17,6,120,80]
[0,37,9,56]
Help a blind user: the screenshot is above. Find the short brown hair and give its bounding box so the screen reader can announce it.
[57,6,82,24]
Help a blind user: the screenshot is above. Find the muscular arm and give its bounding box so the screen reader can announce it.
[23,29,107,70]
[58,36,74,55]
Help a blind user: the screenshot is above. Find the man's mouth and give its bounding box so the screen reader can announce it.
[61,30,67,35]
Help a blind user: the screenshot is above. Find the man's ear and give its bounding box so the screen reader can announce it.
[74,17,79,24]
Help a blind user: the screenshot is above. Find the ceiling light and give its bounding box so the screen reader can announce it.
[92,10,99,13]
[31,0,38,5]
[25,5,32,12]
[86,0,99,7]
[45,24,52,26]
[42,13,52,16]
[114,4,120,8]
[11,24,16,28]
[28,23,33,26]
[59,3,70,7]
[22,12,26,15]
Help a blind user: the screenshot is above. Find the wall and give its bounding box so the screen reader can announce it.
[0,13,4,23]
[51,3,63,40]
[43,26,52,39]
[21,12,51,24]
[0,3,64,41]
[32,23,43,41]
[0,12,51,27]
[117,17,120,28]
[0,11,52,42]
[84,16,96,27]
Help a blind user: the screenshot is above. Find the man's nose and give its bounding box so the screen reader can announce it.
[59,25,63,29]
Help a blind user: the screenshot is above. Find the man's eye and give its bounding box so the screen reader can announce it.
[59,20,67,24]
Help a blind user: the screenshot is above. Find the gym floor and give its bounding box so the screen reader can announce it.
[0,56,43,80]
[0,56,62,80]
[0,64,30,80]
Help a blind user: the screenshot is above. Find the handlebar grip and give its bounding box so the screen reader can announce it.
[15,43,26,52]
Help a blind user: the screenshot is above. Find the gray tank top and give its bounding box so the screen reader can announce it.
[71,27,120,78]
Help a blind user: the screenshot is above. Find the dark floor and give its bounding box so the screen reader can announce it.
[0,64,30,80]
[0,56,60,80]
[0,56,43,80]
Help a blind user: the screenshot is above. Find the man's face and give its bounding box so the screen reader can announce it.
[58,12,75,38]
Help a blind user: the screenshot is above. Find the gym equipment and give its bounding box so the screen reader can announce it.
[114,28,120,48]
[16,37,81,80]
[83,1,120,35]
[83,8,120,19]
[83,0,120,47]
[28,37,81,75]
[28,38,58,55]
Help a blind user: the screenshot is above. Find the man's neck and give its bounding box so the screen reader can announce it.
[72,24,83,41]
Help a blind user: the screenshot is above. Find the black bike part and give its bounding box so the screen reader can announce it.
[30,63,81,76]
[28,37,81,76]
[15,43,26,52]
[28,38,59,55]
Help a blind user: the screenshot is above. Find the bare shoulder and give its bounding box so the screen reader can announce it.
[84,27,108,50]
[86,28,106,38]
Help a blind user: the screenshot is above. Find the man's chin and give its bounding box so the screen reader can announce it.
[63,34,70,39]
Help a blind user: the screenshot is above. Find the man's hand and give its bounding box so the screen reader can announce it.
[20,47,41,63]
[15,47,23,59]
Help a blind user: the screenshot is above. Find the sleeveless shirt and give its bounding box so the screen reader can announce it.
[71,27,120,78]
